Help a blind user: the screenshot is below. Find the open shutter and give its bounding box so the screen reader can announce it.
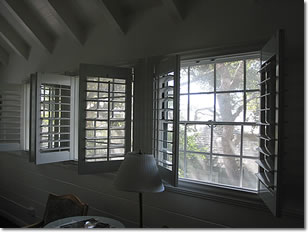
[30,73,77,164]
[256,30,283,216]
[153,55,180,186]
[0,84,22,151]
[78,64,132,174]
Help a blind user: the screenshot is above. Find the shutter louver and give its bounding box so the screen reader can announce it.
[256,30,283,216]
[153,56,180,186]
[0,86,21,151]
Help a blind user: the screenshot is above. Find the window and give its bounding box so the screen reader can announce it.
[152,30,282,216]
[178,55,260,191]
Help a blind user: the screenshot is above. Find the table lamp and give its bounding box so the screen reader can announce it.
[114,152,165,228]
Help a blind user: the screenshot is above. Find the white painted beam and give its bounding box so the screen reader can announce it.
[0,45,9,66]
[0,15,30,60]
[162,0,184,22]
[47,0,86,45]
[96,0,126,34]
[2,0,56,53]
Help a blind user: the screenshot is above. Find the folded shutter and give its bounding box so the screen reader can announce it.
[30,73,77,164]
[0,84,22,151]
[256,30,283,216]
[153,55,180,186]
[78,64,132,174]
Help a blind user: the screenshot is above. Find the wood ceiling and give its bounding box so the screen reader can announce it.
[0,0,186,66]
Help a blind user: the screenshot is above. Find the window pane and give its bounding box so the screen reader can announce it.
[87,82,98,91]
[189,94,214,121]
[246,91,260,122]
[180,95,188,121]
[190,64,214,93]
[243,125,259,157]
[246,59,260,90]
[216,93,243,122]
[216,61,244,91]
[180,67,188,93]
[87,92,97,99]
[186,125,211,153]
[213,125,241,155]
[86,101,97,110]
[212,155,240,187]
[184,153,211,182]
[179,152,185,178]
[179,124,185,151]
[242,158,258,190]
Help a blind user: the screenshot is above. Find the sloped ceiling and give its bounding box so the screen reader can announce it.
[0,0,185,67]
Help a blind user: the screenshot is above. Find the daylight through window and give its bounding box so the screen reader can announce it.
[179,55,260,191]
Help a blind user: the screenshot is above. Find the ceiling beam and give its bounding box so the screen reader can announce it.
[0,15,30,60]
[96,0,126,34]
[162,0,184,22]
[2,0,56,53]
[47,0,87,45]
[0,45,9,66]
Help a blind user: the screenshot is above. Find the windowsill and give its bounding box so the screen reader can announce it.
[165,179,268,212]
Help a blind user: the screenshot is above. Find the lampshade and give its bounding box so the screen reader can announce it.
[114,152,165,193]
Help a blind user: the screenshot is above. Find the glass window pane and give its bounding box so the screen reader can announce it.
[87,82,98,91]
[86,92,97,99]
[213,125,241,155]
[111,129,125,137]
[184,153,211,182]
[180,67,188,93]
[242,158,258,190]
[96,121,107,128]
[86,111,97,119]
[186,125,211,153]
[98,102,108,110]
[212,155,240,187]
[190,64,214,93]
[216,93,243,122]
[98,111,108,119]
[246,91,260,122]
[114,84,126,92]
[243,125,259,157]
[86,101,97,110]
[246,59,260,90]
[216,61,244,91]
[180,95,188,121]
[179,124,185,151]
[112,102,125,110]
[189,94,214,121]
[179,152,185,178]
[99,83,108,91]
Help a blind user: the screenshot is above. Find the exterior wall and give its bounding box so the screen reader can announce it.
[0,0,303,228]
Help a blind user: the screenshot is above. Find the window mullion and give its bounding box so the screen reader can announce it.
[240,125,244,188]
[183,123,187,178]
[187,66,190,121]
[107,81,111,161]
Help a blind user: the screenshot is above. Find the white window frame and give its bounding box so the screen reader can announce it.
[178,53,261,192]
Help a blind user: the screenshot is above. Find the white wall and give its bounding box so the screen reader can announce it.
[0,0,303,228]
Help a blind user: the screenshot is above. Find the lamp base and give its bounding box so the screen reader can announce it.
[139,192,143,228]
